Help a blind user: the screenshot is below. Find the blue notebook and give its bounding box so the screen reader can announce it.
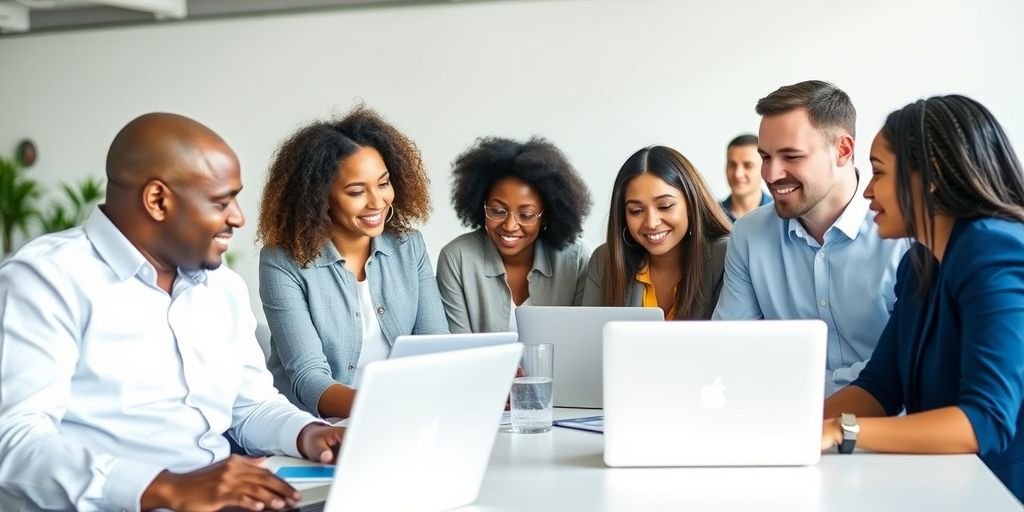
[276,465,335,482]
[553,415,604,434]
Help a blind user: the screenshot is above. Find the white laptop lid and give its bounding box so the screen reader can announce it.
[515,306,663,408]
[389,332,518,359]
[314,344,522,512]
[603,320,826,467]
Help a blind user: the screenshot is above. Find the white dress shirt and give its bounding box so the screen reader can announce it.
[0,209,320,512]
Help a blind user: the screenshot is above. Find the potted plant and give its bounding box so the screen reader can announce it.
[0,156,40,256]
[37,177,105,233]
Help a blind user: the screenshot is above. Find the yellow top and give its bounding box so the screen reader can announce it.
[636,264,677,319]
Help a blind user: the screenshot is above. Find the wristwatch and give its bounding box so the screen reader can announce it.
[838,413,859,454]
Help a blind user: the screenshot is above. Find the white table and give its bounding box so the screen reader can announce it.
[270,408,1023,511]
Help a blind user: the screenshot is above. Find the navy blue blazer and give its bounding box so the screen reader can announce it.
[854,217,1024,502]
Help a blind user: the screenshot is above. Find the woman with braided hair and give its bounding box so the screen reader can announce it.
[821,95,1024,502]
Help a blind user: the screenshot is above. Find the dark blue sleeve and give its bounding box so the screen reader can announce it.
[955,228,1024,456]
[851,252,913,416]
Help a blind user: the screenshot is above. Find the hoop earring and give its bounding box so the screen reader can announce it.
[622,227,638,247]
[385,204,395,223]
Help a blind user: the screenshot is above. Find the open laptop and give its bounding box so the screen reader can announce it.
[515,306,663,408]
[289,344,523,511]
[389,332,518,359]
[602,320,827,467]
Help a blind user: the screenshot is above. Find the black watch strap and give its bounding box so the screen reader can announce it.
[838,413,858,454]
[838,435,856,454]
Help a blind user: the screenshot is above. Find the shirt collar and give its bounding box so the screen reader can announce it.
[312,232,397,268]
[481,229,554,278]
[84,207,208,286]
[722,192,772,220]
[635,263,653,285]
[787,169,871,242]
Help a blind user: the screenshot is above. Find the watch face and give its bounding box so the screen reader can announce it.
[841,413,860,433]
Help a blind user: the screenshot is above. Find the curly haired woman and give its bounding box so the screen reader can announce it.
[436,136,593,333]
[257,106,447,419]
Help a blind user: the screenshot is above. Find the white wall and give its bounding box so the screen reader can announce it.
[2,0,1023,319]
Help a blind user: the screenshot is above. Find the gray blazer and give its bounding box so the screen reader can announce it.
[436,229,590,333]
[581,236,730,320]
[260,230,448,415]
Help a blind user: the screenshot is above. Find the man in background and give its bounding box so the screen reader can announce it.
[720,133,771,221]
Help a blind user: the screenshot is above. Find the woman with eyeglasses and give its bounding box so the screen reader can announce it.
[582,146,731,320]
[257,105,448,419]
[436,136,593,333]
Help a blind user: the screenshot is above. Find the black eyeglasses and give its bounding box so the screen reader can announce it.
[483,205,544,226]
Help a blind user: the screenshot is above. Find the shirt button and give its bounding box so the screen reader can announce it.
[355,312,360,318]
[819,299,828,307]
[377,306,385,315]
[348,364,356,370]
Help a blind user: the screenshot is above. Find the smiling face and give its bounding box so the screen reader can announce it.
[623,173,689,258]
[164,141,245,271]
[328,145,395,241]
[758,108,845,219]
[725,144,763,198]
[865,130,926,240]
[483,177,544,260]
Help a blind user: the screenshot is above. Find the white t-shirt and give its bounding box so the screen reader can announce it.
[355,279,390,369]
[508,296,533,332]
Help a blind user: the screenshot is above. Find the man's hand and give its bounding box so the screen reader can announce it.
[297,423,346,464]
[140,455,299,511]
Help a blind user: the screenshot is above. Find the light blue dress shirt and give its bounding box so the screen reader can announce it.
[0,209,319,512]
[713,187,908,395]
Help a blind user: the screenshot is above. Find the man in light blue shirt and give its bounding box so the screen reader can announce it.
[713,80,908,396]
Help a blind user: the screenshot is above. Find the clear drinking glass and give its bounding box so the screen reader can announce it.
[510,343,554,433]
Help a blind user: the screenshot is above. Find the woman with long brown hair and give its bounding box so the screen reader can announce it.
[582,145,731,319]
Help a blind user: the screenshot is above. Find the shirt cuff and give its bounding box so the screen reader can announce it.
[299,373,343,416]
[102,458,166,512]
[279,414,329,459]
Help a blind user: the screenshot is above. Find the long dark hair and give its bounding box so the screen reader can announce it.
[601,146,732,319]
[883,95,1024,295]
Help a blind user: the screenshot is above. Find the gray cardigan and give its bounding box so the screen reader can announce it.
[435,229,590,333]
[581,236,730,320]
[259,230,448,415]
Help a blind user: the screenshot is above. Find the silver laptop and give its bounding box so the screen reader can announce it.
[291,344,523,511]
[515,306,664,408]
[389,332,518,359]
[603,320,827,467]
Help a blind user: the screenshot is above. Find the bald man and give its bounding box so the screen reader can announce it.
[0,113,344,512]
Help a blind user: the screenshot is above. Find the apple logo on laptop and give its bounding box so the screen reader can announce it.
[416,416,441,458]
[700,378,727,409]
